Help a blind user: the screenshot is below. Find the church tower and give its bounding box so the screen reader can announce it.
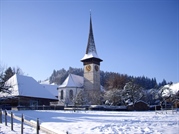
[81,14,103,104]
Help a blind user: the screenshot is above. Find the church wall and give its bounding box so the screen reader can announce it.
[58,87,83,106]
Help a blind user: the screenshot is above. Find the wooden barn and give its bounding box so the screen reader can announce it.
[0,74,58,109]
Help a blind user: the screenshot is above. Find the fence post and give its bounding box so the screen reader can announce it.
[11,112,13,130]
[11,112,13,131]
[0,109,2,123]
[21,114,24,134]
[5,110,7,126]
[36,118,40,134]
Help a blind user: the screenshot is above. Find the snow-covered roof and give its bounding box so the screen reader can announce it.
[40,79,50,84]
[168,82,179,94]
[161,82,179,97]
[2,74,57,100]
[81,52,100,61]
[58,74,105,92]
[58,74,83,88]
[41,84,58,97]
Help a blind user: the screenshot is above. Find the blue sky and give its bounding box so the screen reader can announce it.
[0,0,178,83]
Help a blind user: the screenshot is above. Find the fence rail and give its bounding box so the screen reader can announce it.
[0,110,60,134]
[155,106,178,114]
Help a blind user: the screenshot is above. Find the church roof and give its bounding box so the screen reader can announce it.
[2,74,57,100]
[59,74,105,91]
[58,74,83,88]
[81,14,102,62]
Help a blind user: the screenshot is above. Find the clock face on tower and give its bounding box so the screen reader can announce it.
[95,65,99,71]
[86,65,91,72]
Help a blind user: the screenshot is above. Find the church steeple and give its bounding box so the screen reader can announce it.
[81,13,103,105]
[86,13,97,55]
[81,13,102,64]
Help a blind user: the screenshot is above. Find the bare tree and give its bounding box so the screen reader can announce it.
[105,73,127,90]
[12,67,24,75]
[103,89,123,106]
[75,90,102,105]
[122,82,144,106]
[86,90,102,105]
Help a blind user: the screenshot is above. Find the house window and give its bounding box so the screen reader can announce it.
[69,90,73,100]
[60,90,63,100]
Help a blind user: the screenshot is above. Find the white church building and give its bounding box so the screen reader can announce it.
[58,74,84,106]
[58,14,103,106]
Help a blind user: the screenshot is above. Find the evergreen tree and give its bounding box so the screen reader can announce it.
[158,79,167,88]
[0,66,11,93]
[0,66,24,93]
[3,67,14,82]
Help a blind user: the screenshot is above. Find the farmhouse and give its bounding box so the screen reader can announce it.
[0,74,58,108]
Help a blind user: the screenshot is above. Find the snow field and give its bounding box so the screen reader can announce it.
[0,110,178,134]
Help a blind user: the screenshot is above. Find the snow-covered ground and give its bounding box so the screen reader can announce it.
[0,110,179,134]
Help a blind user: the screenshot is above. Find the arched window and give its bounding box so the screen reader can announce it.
[60,90,63,100]
[69,90,73,100]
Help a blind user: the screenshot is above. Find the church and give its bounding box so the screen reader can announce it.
[58,14,103,106]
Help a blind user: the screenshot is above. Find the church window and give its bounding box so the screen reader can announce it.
[60,90,63,100]
[69,90,73,100]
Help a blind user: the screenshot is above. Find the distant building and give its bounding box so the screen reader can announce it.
[58,14,103,105]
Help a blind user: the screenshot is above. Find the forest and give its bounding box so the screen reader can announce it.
[49,67,169,89]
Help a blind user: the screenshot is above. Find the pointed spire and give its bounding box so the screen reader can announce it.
[81,12,102,62]
[90,9,91,16]
[86,12,97,55]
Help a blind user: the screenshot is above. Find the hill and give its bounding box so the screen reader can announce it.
[48,67,169,89]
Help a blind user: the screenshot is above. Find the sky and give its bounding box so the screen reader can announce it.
[0,0,178,83]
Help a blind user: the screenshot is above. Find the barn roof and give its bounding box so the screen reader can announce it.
[2,74,57,100]
[41,84,58,97]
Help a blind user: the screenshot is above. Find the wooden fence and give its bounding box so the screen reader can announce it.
[155,105,178,114]
[0,109,61,134]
